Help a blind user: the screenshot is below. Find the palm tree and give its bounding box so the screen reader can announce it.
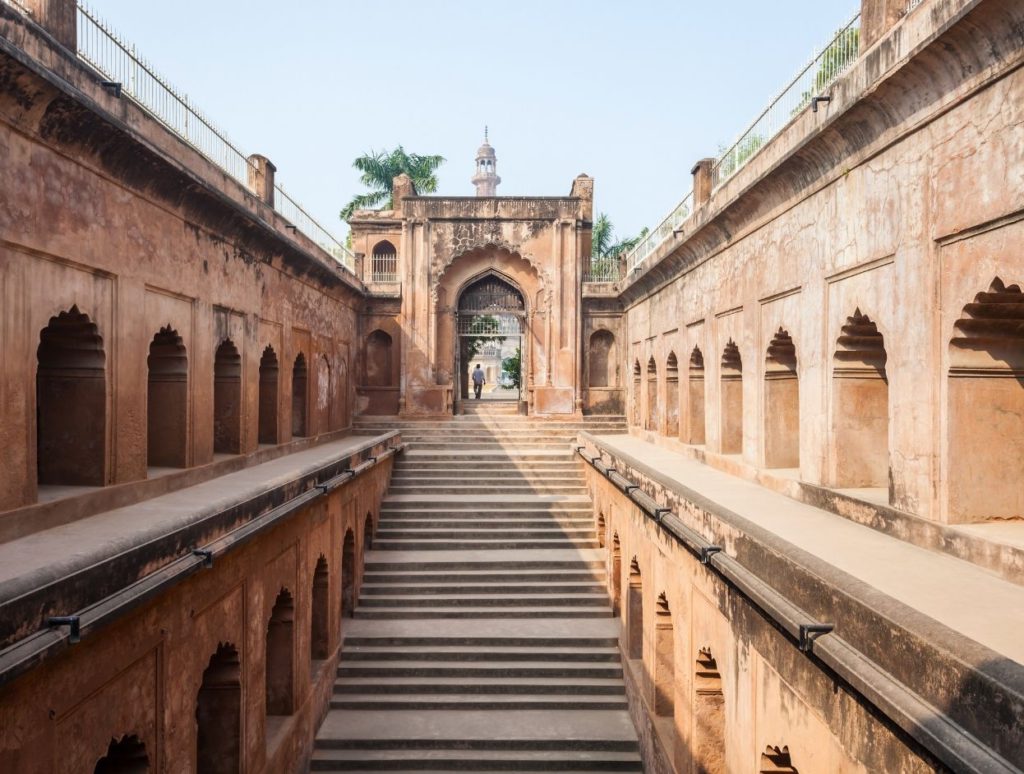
[340,146,445,221]
[589,213,649,280]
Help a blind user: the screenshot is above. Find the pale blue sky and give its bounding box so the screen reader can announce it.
[88,0,857,241]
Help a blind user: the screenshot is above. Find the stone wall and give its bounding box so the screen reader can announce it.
[578,432,1023,773]
[0,3,363,516]
[618,0,1024,525]
[0,451,392,773]
[351,185,594,416]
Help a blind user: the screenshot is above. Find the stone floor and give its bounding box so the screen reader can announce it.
[312,412,642,772]
[592,434,1024,665]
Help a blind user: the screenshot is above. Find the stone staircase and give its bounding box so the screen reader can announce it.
[312,408,640,772]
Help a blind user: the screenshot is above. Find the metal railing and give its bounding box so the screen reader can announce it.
[63,2,354,272]
[370,251,399,283]
[625,191,693,273]
[711,10,861,189]
[583,256,625,283]
[622,7,861,276]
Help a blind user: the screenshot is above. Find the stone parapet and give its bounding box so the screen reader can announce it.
[577,431,1024,773]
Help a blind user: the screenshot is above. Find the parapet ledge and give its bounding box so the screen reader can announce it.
[0,431,402,688]
[575,430,1024,773]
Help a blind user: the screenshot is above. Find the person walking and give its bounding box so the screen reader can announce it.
[472,364,486,399]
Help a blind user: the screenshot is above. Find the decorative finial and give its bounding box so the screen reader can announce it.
[485,125,488,143]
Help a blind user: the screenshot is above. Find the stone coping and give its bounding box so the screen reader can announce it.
[578,431,1024,772]
[0,427,375,543]
[0,432,400,672]
[627,428,1024,586]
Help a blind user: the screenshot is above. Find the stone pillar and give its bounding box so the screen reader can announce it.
[247,154,276,207]
[861,0,904,48]
[392,174,416,210]
[570,174,594,222]
[22,0,76,51]
[691,158,716,209]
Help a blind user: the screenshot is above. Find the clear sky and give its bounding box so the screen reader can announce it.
[87,0,858,242]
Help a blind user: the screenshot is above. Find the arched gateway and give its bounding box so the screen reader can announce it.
[349,155,601,417]
[455,273,526,410]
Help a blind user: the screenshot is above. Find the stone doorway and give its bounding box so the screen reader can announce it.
[455,274,526,412]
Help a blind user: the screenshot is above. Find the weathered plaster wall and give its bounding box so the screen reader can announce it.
[0,463,388,773]
[0,6,361,514]
[620,0,1024,524]
[585,460,931,774]
[351,189,593,416]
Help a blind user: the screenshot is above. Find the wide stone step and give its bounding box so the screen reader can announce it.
[360,583,605,596]
[393,461,580,470]
[315,739,638,753]
[310,748,642,772]
[340,648,620,662]
[333,677,625,694]
[363,559,603,571]
[371,540,599,551]
[327,695,629,711]
[342,636,620,648]
[374,529,594,540]
[357,595,609,609]
[336,663,624,679]
[391,473,584,483]
[377,519,593,530]
[381,504,591,514]
[353,608,612,620]
[386,487,589,496]
[399,452,577,458]
[363,573,606,586]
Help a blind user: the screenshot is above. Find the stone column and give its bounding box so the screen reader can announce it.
[22,0,76,51]
[247,154,276,207]
[691,158,716,209]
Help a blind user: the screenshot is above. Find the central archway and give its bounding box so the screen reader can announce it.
[455,272,527,410]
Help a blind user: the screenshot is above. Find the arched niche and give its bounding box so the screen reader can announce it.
[36,306,107,488]
[764,328,799,469]
[947,278,1024,521]
[720,339,743,454]
[687,346,706,444]
[147,326,188,469]
[831,309,888,489]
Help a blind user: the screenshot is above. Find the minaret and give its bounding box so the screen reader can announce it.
[471,127,501,196]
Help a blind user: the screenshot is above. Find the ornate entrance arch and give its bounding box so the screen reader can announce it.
[455,272,528,409]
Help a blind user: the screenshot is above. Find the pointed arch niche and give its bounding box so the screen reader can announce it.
[665,352,680,437]
[687,346,706,444]
[947,278,1024,522]
[764,328,799,469]
[645,357,659,431]
[831,310,888,489]
[147,326,188,469]
[720,340,743,454]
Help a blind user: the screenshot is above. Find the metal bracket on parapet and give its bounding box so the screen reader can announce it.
[192,548,214,568]
[799,623,834,653]
[653,508,673,524]
[811,95,832,112]
[366,455,377,465]
[314,482,330,495]
[623,484,640,495]
[700,545,723,565]
[100,80,122,98]
[47,616,81,644]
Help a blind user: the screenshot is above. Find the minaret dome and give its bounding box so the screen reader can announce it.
[471,127,501,197]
